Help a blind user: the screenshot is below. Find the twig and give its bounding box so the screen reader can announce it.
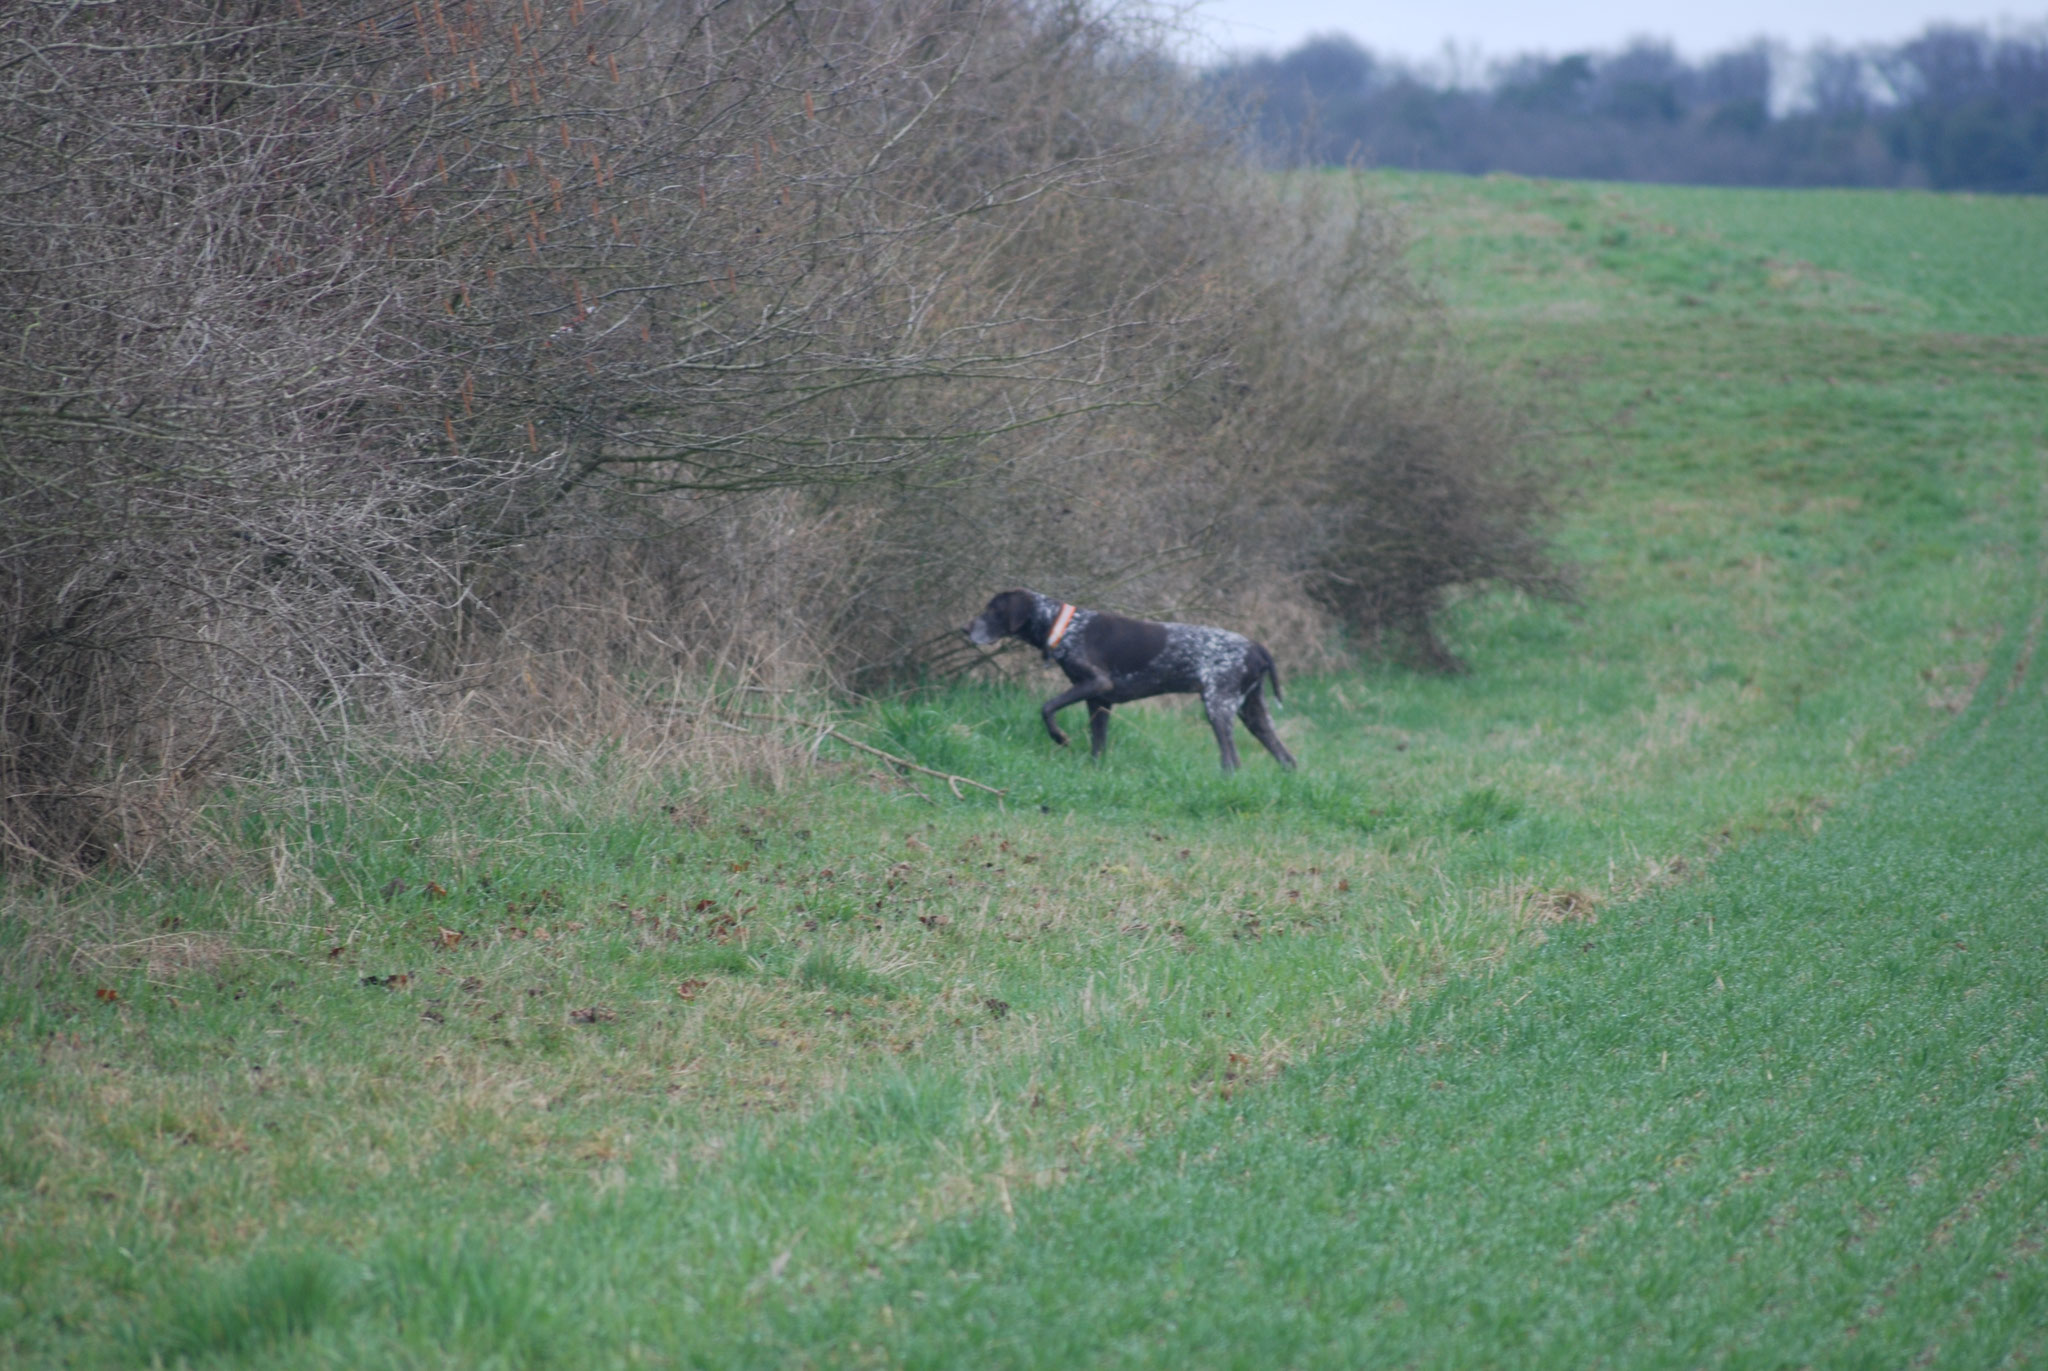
[735,709,1005,798]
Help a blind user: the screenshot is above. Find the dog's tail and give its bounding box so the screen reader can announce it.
[1256,644,1284,706]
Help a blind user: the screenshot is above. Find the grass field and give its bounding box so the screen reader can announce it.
[764,534,2048,1369]
[3,174,2044,1367]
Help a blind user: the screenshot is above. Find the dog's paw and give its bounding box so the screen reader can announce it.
[1048,729,1069,747]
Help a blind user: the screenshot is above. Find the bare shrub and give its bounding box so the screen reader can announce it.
[1251,311,1564,671]
[439,490,858,790]
[1136,173,1563,673]
[766,170,1562,680]
[1,0,1260,866]
[1,0,1560,871]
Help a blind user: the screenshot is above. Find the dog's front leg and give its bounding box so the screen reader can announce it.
[1040,674,1110,748]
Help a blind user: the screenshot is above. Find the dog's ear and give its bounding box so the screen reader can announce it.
[1002,591,1032,635]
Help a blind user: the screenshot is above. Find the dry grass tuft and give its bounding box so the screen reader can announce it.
[5,885,246,988]
[1518,885,1604,929]
[70,931,242,984]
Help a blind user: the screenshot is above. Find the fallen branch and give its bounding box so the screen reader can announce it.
[678,705,1005,799]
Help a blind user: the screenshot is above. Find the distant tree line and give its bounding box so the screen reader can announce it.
[1205,24,2048,191]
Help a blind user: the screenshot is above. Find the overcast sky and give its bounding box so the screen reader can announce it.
[1184,1,2046,64]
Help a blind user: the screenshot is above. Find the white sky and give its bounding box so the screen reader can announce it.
[1182,0,2046,64]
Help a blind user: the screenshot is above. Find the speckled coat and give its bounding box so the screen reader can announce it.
[962,589,1297,772]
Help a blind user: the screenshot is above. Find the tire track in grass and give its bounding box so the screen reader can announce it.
[761,523,2048,1367]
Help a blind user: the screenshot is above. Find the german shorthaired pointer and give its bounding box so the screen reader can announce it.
[963,589,1297,772]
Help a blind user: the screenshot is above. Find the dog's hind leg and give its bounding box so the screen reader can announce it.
[1088,701,1112,759]
[1238,686,1296,770]
[1204,693,1243,772]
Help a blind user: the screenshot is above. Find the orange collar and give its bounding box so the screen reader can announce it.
[1046,602,1078,649]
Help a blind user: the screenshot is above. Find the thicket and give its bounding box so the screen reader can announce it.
[1211,24,2048,192]
[0,0,1556,872]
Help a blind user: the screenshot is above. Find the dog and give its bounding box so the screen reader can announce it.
[962,589,1296,771]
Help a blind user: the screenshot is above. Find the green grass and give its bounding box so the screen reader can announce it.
[3,174,2044,1366]
[1619,183,2048,337]
[758,575,2048,1368]
[1372,170,2048,336]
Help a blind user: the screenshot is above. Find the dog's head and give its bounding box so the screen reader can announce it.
[963,589,1036,646]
